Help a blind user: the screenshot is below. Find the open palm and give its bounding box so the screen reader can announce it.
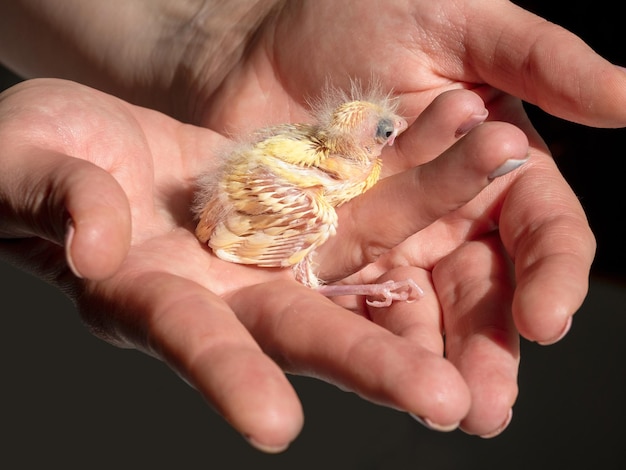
[0,75,529,450]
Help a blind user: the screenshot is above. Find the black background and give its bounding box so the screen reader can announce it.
[1,1,625,468]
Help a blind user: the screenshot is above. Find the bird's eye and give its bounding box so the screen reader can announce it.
[376,118,395,140]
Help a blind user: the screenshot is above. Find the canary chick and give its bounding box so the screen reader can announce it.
[194,86,422,306]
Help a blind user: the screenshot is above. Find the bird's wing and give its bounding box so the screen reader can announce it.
[251,124,330,168]
[209,162,338,268]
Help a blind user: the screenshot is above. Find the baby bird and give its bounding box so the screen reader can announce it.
[194,85,422,307]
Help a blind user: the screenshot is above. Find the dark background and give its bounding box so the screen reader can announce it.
[1,1,625,468]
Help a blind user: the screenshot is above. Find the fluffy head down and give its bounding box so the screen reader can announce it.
[307,78,400,130]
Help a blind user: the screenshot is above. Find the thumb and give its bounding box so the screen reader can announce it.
[0,149,132,280]
[464,0,626,127]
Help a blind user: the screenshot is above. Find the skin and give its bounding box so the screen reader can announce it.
[0,0,614,452]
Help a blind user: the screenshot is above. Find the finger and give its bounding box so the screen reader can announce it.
[499,155,596,344]
[432,236,520,437]
[463,0,626,127]
[387,88,488,172]
[319,121,529,278]
[226,281,471,431]
[0,150,131,279]
[81,272,303,453]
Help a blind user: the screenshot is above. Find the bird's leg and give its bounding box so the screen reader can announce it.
[294,256,424,307]
[316,279,424,308]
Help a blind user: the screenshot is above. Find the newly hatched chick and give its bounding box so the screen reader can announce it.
[194,84,422,307]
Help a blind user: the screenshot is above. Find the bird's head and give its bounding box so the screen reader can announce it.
[327,100,408,157]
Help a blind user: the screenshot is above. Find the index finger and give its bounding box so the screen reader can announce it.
[79,271,304,453]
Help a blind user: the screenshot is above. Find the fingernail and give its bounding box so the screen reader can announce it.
[409,413,460,432]
[488,157,528,181]
[479,408,513,438]
[244,435,290,454]
[537,316,573,346]
[455,108,489,137]
[65,220,83,279]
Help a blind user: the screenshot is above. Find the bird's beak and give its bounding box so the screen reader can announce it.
[387,118,408,146]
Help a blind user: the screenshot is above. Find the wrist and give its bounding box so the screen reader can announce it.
[161,0,283,123]
[0,0,283,123]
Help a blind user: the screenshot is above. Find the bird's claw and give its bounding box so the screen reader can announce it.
[317,278,424,308]
[365,279,424,308]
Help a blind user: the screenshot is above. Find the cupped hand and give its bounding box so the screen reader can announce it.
[191,0,604,436]
[0,78,521,450]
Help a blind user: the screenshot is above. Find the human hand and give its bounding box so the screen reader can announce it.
[191,0,606,436]
[1,0,614,444]
[0,78,528,450]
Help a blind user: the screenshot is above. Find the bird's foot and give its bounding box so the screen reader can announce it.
[317,278,424,308]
